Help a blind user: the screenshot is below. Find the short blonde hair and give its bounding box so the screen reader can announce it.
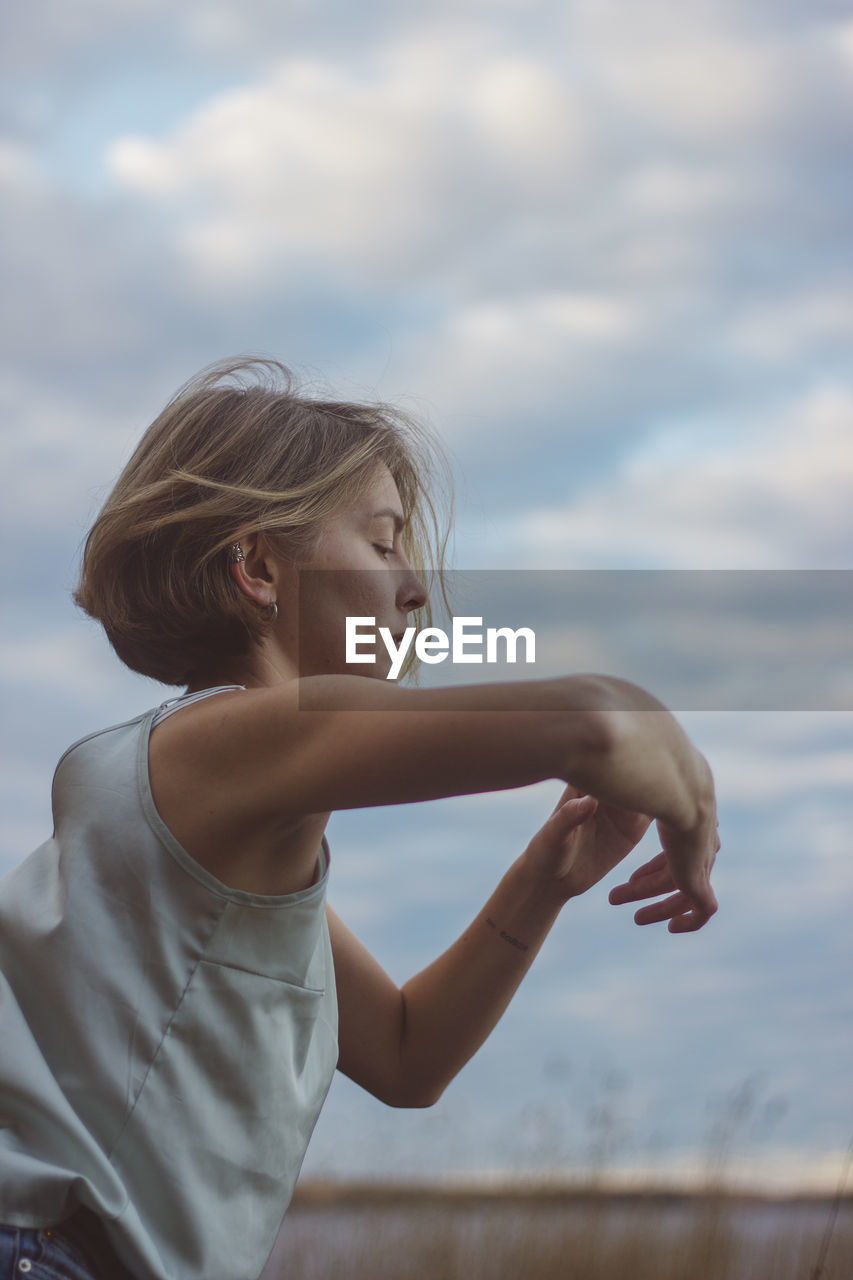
[75,356,456,687]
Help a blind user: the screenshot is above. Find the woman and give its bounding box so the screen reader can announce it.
[0,357,718,1280]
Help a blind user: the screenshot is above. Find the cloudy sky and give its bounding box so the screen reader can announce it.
[2,0,852,1193]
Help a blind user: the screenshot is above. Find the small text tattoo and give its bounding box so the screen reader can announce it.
[485,916,529,952]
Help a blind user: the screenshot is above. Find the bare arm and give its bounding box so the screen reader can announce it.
[329,858,566,1108]
[151,671,717,917]
[331,781,709,1108]
[170,671,710,825]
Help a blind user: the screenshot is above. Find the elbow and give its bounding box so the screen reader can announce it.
[382,1078,446,1110]
[407,1081,446,1109]
[387,1094,441,1111]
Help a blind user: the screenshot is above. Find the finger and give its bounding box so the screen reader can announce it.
[629,852,668,881]
[671,874,719,917]
[609,856,675,905]
[633,891,692,926]
[668,905,715,933]
[679,884,719,925]
[610,872,676,905]
[550,783,583,816]
[554,795,597,827]
[636,889,719,931]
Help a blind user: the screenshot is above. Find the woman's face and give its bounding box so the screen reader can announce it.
[286,463,429,679]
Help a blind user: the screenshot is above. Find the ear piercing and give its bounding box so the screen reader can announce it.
[228,542,277,621]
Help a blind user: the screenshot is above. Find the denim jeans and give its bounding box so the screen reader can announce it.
[0,1210,137,1280]
[0,1224,98,1280]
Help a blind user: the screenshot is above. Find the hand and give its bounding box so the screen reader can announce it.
[520,782,653,903]
[608,813,720,933]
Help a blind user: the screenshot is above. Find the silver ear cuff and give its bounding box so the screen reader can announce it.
[229,542,245,564]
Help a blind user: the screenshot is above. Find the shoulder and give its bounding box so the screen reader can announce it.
[147,684,327,893]
[148,683,304,791]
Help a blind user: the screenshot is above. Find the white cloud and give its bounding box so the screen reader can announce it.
[103,12,797,296]
[592,32,779,144]
[622,162,748,220]
[104,34,592,290]
[0,139,45,191]
[373,288,643,432]
[454,294,636,347]
[1,0,170,74]
[0,371,142,523]
[570,0,848,147]
[507,382,853,568]
[0,626,162,731]
[728,288,853,363]
[839,18,853,67]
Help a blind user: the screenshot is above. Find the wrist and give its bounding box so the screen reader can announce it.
[670,749,716,833]
[507,850,574,915]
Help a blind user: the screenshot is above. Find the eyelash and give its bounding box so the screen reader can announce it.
[374,544,394,559]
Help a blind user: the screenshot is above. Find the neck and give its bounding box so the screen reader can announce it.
[188,637,300,694]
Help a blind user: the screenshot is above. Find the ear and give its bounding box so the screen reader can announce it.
[229,533,279,608]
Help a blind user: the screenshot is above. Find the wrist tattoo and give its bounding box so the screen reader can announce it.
[485,916,529,952]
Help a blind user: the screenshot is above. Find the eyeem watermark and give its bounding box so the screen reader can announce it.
[346,616,536,680]
[297,569,853,710]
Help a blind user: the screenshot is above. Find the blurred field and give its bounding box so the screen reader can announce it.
[264,1183,853,1279]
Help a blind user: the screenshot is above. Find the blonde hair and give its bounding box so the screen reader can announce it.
[74,356,456,687]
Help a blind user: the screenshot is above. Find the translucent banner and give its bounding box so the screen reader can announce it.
[296,570,853,710]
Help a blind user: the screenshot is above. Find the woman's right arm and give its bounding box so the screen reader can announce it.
[153,671,717,916]
[205,671,713,832]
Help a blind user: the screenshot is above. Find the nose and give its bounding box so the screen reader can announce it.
[398,566,429,616]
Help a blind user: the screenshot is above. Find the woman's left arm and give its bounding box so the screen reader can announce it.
[329,858,566,1108]
[330,787,703,1108]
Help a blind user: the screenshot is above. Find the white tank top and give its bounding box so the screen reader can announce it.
[0,687,338,1280]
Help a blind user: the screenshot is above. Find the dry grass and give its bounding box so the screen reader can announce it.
[271,1091,853,1277]
[274,1186,853,1280]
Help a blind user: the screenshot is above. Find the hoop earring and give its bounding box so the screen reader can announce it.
[262,601,279,624]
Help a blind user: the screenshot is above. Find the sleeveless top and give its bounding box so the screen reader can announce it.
[0,687,339,1280]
